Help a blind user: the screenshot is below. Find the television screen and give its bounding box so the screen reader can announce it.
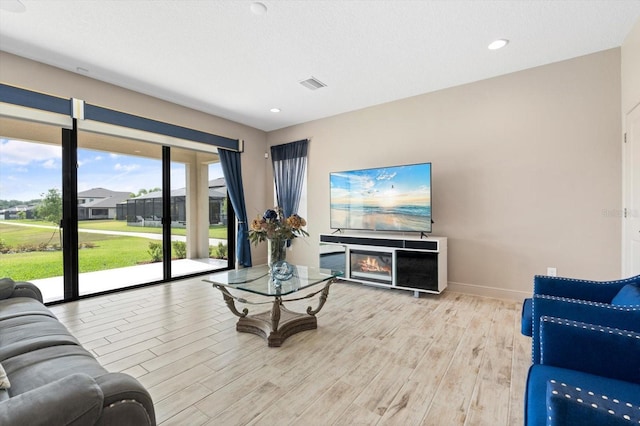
[330,162,432,233]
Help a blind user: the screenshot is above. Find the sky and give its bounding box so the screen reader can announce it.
[0,138,223,202]
[330,163,431,205]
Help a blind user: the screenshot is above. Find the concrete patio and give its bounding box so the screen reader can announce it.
[32,258,227,303]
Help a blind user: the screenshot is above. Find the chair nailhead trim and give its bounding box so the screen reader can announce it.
[547,379,640,423]
[539,316,640,362]
[541,316,640,338]
[538,295,639,312]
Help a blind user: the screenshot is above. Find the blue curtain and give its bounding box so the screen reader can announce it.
[271,139,308,219]
[218,148,252,267]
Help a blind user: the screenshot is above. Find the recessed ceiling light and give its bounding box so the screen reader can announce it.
[488,39,509,50]
[270,108,281,113]
[250,2,267,15]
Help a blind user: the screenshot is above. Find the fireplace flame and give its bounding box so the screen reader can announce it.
[357,256,391,274]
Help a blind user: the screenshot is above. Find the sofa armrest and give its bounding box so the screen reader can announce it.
[533,275,638,302]
[0,278,43,303]
[539,316,640,383]
[0,373,104,426]
[521,298,533,336]
[546,380,639,425]
[531,294,640,363]
[12,281,44,303]
[94,372,156,425]
[0,278,15,300]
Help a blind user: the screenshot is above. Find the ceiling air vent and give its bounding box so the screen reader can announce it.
[299,77,327,91]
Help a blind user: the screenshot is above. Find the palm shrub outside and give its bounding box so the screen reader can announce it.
[147,241,189,262]
[148,242,163,262]
[172,241,187,259]
[210,242,228,259]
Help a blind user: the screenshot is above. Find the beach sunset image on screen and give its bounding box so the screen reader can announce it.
[330,163,431,232]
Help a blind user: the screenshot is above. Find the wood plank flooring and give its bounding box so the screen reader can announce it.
[48,278,531,425]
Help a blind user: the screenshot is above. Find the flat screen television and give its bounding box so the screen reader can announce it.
[330,162,432,233]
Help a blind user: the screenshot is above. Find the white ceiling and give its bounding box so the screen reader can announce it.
[1,0,640,132]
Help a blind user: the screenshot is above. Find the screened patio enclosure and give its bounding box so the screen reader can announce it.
[117,178,228,227]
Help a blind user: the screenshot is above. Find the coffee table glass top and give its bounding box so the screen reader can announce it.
[204,264,342,297]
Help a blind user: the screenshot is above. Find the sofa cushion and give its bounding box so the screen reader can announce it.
[0,373,104,426]
[0,314,80,362]
[526,364,640,426]
[0,278,15,300]
[0,297,56,321]
[2,345,109,397]
[611,283,640,306]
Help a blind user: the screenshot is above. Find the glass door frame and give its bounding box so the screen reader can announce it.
[2,83,240,304]
[70,114,238,300]
[62,124,79,300]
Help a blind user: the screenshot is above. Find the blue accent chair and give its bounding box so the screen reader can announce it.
[521,274,640,337]
[525,316,640,425]
[530,294,640,364]
[521,297,533,336]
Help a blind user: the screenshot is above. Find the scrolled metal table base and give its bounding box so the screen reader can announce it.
[212,278,336,347]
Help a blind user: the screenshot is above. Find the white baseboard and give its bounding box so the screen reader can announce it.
[446,281,531,302]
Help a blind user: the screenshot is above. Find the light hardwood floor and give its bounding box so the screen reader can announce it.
[48,278,531,425]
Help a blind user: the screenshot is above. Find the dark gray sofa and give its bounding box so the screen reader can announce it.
[0,278,156,426]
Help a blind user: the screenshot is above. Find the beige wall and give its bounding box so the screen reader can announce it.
[0,47,627,299]
[622,17,640,114]
[621,17,640,276]
[268,48,623,299]
[0,51,269,263]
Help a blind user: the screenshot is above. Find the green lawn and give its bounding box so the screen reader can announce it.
[0,236,154,281]
[0,220,229,281]
[0,250,64,281]
[77,236,156,272]
[5,219,227,239]
[0,223,61,247]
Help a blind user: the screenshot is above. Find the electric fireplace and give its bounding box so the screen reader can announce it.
[319,234,448,295]
[349,249,393,284]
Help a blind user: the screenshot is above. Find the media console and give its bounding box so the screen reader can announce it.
[319,233,447,296]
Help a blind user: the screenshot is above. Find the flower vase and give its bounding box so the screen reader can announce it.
[267,238,287,271]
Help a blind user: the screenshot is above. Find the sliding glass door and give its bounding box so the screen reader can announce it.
[77,131,166,296]
[207,161,229,270]
[170,147,228,278]
[2,84,237,302]
[75,130,232,295]
[169,158,190,278]
[0,117,65,302]
[1,119,233,301]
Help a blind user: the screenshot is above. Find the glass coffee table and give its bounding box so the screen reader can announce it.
[204,264,343,347]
